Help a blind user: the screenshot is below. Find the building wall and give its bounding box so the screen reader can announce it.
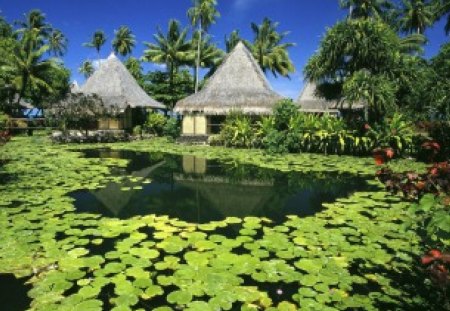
[182,114,208,135]
[98,118,123,130]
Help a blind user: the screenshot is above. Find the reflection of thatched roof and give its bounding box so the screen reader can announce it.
[91,161,165,216]
[174,42,283,115]
[297,82,364,112]
[81,53,165,111]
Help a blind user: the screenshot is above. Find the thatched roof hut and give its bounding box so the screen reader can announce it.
[174,41,283,115]
[81,53,165,111]
[297,82,364,113]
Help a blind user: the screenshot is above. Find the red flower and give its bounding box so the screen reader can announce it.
[364,124,371,130]
[385,148,395,159]
[422,256,435,265]
[374,154,385,166]
[429,250,442,258]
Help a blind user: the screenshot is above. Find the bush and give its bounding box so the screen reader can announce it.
[145,113,166,136]
[163,118,181,139]
[133,125,142,137]
[428,122,450,161]
[0,112,8,129]
[220,111,255,148]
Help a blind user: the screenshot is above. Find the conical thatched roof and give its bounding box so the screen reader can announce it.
[297,82,364,112]
[174,41,283,115]
[81,53,165,110]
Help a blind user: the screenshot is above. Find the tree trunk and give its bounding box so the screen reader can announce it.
[195,21,202,94]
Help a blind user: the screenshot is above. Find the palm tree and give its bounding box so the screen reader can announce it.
[434,0,450,34]
[225,30,242,52]
[339,0,395,19]
[112,26,136,57]
[79,61,94,79]
[48,29,68,56]
[187,0,220,93]
[83,30,107,61]
[142,20,193,98]
[3,39,58,107]
[249,18,295,78]
[399,33,427,53]
[191,32,224,78]
[399,0,434,34]
[15,9,51,37]
[124,57,144,85]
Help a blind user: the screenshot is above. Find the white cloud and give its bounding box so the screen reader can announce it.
[92,59,107,69]
[233,0,259,12]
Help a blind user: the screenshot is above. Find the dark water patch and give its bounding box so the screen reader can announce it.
[70,150,374,224]
[0,274,31,311]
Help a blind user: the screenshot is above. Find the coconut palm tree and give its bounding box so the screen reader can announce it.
[434,0,450,34]
[124,57,144,85]
[399,0,434,34]
[79,61,94,79]
[48,29,68,56]
[83,30,107,61]
[142,20,193,94]
[249,18,295,78]
[187,0,220,93]
[191,32,224,77]
[112,26,136,57]
[15,9,51,38]
[225,30,242,53]
[3,39,58,107]
[339,0,395,19]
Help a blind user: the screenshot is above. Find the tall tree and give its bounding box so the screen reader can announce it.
[124,57,144,85]
[191,32,224,78]
[0,16,14,39]
[142,19,193,108]
[112,26,136,57]
[249,18,295,78]
[225,30,242,52]
[15,9,51,38]
[48,29,68,56]
[187,0,220,93]
[399,0,434,34]
[83,30,107,61]
[2,38,59,108]
[434,0,450,34]
[339,0,395,20]
[79,61,94,79]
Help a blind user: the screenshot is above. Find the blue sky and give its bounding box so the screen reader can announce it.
[0,0,448,99]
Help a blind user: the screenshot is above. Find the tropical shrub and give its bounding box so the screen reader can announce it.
[145,113,167,136]
[366,113,416,156]
[162,118,181,139]
[377,162,450,201]
[220,111,255,148]
[132,125,142,137]
[428,122,450,161]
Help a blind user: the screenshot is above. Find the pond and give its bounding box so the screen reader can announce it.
[0,138,436,310]
[71,149,373,223]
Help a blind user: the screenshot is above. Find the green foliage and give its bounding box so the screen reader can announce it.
[162,118,181,139]
[343,70,397,121]
[248,18,295,78]
[112,26,135,57]
[79,60,94,79]
[0,136,437,310]
[220,111,255,148]
[366,113,416,155]
[83,30,107,57]
[145,113,167,136]
[50,93,106,133]
[0,111,8,129]
[427,122,450,160]
[143,70,194,110]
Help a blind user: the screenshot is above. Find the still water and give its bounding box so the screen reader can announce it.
[71,149,372,223]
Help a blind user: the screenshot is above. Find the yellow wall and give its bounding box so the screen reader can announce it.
[98,118,122,130]
[182,114,208,135]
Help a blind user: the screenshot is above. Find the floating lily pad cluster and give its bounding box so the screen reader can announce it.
[0,137,434,310]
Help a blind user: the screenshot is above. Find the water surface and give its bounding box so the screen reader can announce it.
[71,149,372,223]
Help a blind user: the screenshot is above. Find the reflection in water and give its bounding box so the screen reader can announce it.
[71,149,372,223]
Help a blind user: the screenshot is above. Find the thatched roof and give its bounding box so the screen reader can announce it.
[297,82,364,112]
[174,41,283,115]
[81,53,165,110]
